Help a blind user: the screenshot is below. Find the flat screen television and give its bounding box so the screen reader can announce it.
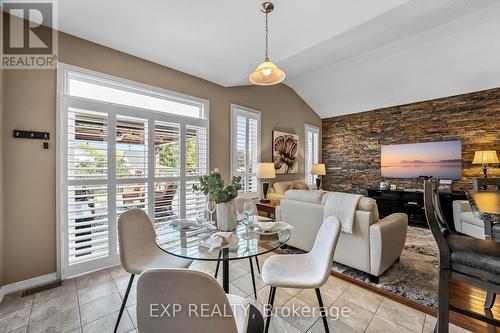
[381,140,462,180]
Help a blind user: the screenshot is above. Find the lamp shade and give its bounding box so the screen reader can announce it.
[311,163,326,176]
[249,60,286,86]
[472,151,500,165]
[257,163,276,179]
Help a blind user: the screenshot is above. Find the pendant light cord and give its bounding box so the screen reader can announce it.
[265,12,269,61]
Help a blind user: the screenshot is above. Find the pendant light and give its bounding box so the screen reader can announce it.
[249,2,286,86]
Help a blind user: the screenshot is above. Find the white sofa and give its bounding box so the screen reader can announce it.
[267,180,310,201]
[275,190,408,282]
[453,200,485,239]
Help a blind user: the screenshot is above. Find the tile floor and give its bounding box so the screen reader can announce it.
[0,250,472,333]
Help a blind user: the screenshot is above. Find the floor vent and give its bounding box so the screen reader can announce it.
[21,280,61,296]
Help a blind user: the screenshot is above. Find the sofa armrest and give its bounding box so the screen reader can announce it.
[369,213,408,276]
[452,200,471,233]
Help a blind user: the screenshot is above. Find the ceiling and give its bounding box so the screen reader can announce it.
[56,0,500,118]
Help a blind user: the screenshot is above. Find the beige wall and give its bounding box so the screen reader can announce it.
[1,32,320,284]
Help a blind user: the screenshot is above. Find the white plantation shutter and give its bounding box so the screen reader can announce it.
[305,124,320,187]
[59,64,209,277]
[231,105,261,195]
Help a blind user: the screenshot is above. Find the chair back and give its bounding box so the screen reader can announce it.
[137,268,239,333]
[234,196,258,215]
[117,208,159,274]
[423,180,451,266]
[309,216,342,286]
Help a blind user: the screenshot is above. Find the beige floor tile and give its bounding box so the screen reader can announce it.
[278,297,321,332]
[232,273,267,296]
[267,313,302,333]
[189,263,214,275]
[322,275,351,296]
[27,306,80,333]
[30,292,78,322]
[295,289,339,309]
[307,316,359,333]
[0,292,34,319]
[33,279,76,305]
[118,285,137,307]
[80,293,123,325]
[375,298,425,333]
[365,315,410,333]
[126,305,137,327]
[423,315,473,333]
[257,286,295,307]
[113,275,137,291]
[108,265,129,280]
[331,297,374,332]
[340,284,383,313]
[78,281,118,305]
[0,306,31,332]
[76,269,112,290]
[7,325,28,333]
[82,310,134,333]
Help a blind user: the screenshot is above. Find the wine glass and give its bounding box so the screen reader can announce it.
[206,199,216,224]
[243,202,254,225]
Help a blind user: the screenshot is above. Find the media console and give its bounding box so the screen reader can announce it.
[367,189,467,230]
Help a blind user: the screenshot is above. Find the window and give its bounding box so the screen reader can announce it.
[231,105,261,196]
[58,64,208,277]
[305,124,320,186]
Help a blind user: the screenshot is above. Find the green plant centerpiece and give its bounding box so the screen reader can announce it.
[192,171,242,231]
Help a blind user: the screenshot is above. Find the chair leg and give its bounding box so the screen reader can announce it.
[435,269,450,333]
[249,257,258,299]
[214,250,222,278]
[114,274,135,333]
[255,256,261,274]
[484,291,496,310]
[315,288,329,333]
[264,286,277,333]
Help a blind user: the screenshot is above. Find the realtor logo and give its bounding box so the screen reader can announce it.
[1,0,58,68]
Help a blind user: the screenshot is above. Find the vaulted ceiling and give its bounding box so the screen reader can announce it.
[57,0,500,118]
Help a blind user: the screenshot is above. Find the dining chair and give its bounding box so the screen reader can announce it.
[214,197,261,299]
[423,179,500,332]
[114,208,193,333]
[136,268,264,333]
[261,215,342,333]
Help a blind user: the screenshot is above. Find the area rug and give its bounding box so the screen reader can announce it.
[273,226,439,309]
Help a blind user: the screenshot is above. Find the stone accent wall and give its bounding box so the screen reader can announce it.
[322,87,500,194]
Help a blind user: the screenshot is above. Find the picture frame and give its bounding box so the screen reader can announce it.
[272,130,299,174]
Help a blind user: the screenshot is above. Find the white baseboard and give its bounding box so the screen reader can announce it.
[0,272,58,303]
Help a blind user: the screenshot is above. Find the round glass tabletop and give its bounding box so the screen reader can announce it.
[156,222,291,261]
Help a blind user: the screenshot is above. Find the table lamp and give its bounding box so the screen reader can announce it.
[257,163,276,203]
[311,163,326,190]
[472,151,499,178]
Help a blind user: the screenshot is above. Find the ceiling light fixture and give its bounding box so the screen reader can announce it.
[249,2,286,86]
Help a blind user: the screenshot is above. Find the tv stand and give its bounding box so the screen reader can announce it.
[367,189,466,229]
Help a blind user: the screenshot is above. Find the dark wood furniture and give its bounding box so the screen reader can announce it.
[254,200,279,219]
[423,180,500,332]
[367,188,466,229]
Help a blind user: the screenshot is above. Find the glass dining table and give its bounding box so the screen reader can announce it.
[155,221,291,293]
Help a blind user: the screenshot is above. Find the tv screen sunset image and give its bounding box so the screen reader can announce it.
[381,141,462,179]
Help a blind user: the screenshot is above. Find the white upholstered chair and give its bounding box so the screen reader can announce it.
[115,209,192,332]
[136,268,264,333]
[262,216,342,333]
[453,200,486,239]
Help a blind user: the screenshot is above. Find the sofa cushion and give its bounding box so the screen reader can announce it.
[273,181,293,195]
[284,190,324,204]
[461,212,484,227]
[292,181,310,190]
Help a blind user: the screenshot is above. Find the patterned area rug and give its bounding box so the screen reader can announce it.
[275,226,439,309]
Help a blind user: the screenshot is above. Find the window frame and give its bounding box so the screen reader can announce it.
[304,124,320,187]
[57,63,209,278]
[230,104,261,197]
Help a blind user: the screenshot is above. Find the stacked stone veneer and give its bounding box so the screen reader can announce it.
[322,88,500,194]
